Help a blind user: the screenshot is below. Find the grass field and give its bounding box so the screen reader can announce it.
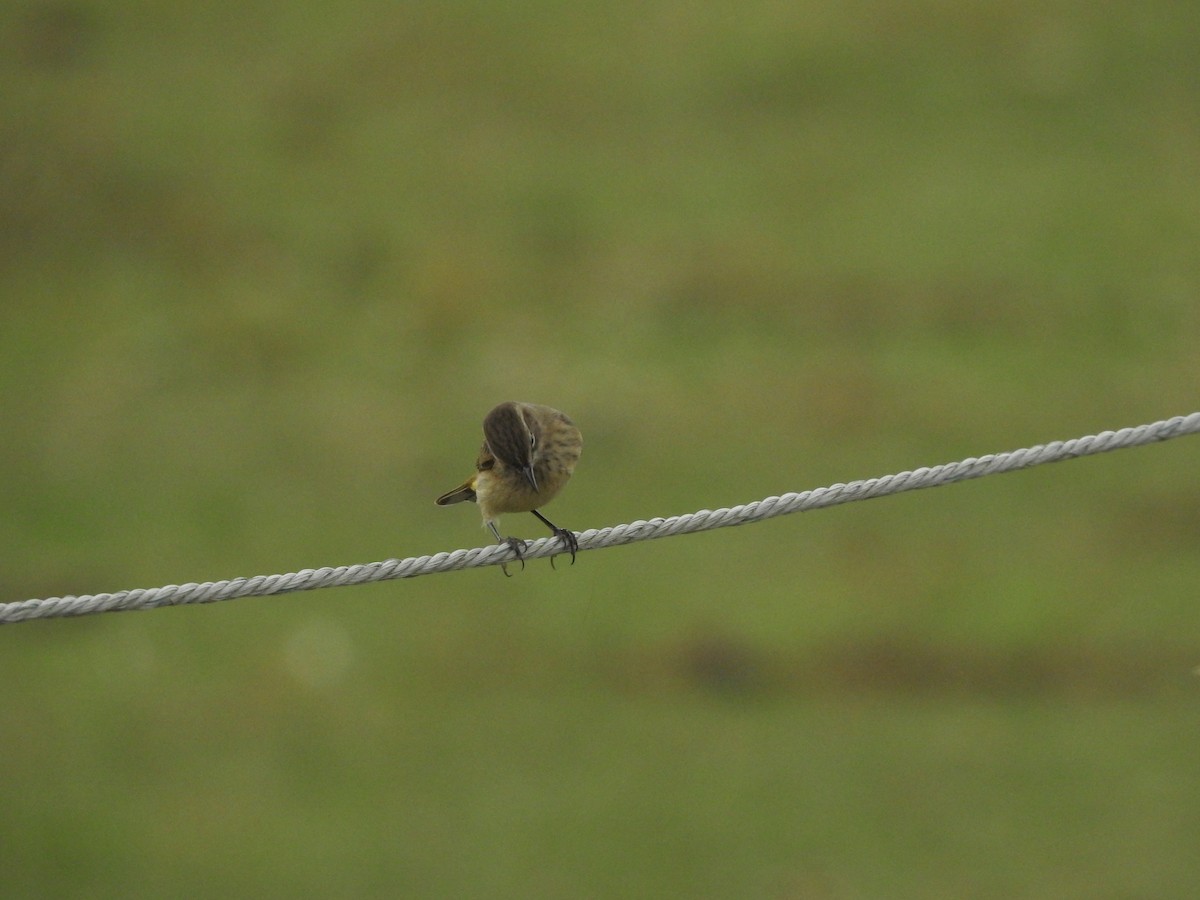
[2,2,1199,896]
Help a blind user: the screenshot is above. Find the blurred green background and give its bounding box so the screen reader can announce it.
[2,1,1199,896]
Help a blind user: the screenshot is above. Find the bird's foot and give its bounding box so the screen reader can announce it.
[499,536,528,577]
[547,528,579,570]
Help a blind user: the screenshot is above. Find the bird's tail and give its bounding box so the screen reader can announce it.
[435,478,477,505]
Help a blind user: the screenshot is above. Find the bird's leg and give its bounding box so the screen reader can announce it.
[488,522,526,577]
[531,510,578,568]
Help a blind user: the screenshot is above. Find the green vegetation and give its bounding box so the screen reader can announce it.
[2,1,1198,896]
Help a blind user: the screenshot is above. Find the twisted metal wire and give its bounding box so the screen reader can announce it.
[3,412,1197,625]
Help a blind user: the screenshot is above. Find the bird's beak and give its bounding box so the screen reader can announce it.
[521,464,539,492]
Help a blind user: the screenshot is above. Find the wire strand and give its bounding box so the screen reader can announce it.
[4,412,1198,625]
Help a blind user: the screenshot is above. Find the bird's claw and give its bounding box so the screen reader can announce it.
[500,537,528,577]
[548,528,578,570]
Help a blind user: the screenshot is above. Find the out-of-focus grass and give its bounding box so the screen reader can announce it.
[2,1,1199,897]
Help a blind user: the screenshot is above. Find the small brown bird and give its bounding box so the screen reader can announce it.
[436,402,583,574]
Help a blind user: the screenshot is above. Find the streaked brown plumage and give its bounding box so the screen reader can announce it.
[436,402,582,574]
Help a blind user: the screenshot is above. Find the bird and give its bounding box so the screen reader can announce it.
[436,402,582,574]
